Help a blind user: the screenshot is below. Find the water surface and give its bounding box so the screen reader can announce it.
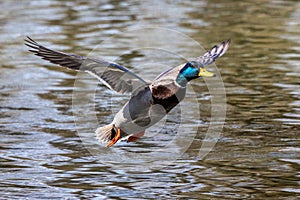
[0,0,299,199]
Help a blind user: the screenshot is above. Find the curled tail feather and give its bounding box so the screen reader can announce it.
[95,123,115,144]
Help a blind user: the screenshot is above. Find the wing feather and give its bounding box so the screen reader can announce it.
[24,36,148,93]
[195,39,231,67]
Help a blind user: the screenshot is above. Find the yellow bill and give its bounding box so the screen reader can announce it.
[198,68,216,77]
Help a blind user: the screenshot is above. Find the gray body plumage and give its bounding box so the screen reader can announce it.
[113,65,187,137]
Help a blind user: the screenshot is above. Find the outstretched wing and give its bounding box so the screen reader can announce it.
[24,36,148,93]
[195,39,231,67]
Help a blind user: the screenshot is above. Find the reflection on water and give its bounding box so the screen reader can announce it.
[1,0,300,199]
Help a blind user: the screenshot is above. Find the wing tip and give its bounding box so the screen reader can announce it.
[24,35,40,51]
[193,38,231,66]
[219,38,231,57]
[226,38,231,44]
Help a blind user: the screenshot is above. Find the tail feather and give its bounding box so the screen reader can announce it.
[95,123,115,144]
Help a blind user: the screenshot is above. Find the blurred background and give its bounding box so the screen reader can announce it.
[0,0,299,199]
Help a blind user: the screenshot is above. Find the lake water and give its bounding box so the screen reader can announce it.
[0,0,299,199]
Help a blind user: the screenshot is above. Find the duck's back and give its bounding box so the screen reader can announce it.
[150,64,186,112]
[113,66,186,135]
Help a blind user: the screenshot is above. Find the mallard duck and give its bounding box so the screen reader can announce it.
[25,36,230,147]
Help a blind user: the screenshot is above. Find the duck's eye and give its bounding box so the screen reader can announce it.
[187,61,198,68]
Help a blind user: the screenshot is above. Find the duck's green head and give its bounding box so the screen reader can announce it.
[176,61,215,86]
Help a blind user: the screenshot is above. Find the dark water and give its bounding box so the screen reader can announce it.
[1,0,300,199]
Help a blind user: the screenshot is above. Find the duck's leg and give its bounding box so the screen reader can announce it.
[107,128,121,147]
[127,131,145,142]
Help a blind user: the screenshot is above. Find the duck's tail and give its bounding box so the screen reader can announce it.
[95,123,121,147]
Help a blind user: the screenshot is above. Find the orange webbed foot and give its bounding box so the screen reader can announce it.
[127,131,145,143]
[107,128,121,147]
